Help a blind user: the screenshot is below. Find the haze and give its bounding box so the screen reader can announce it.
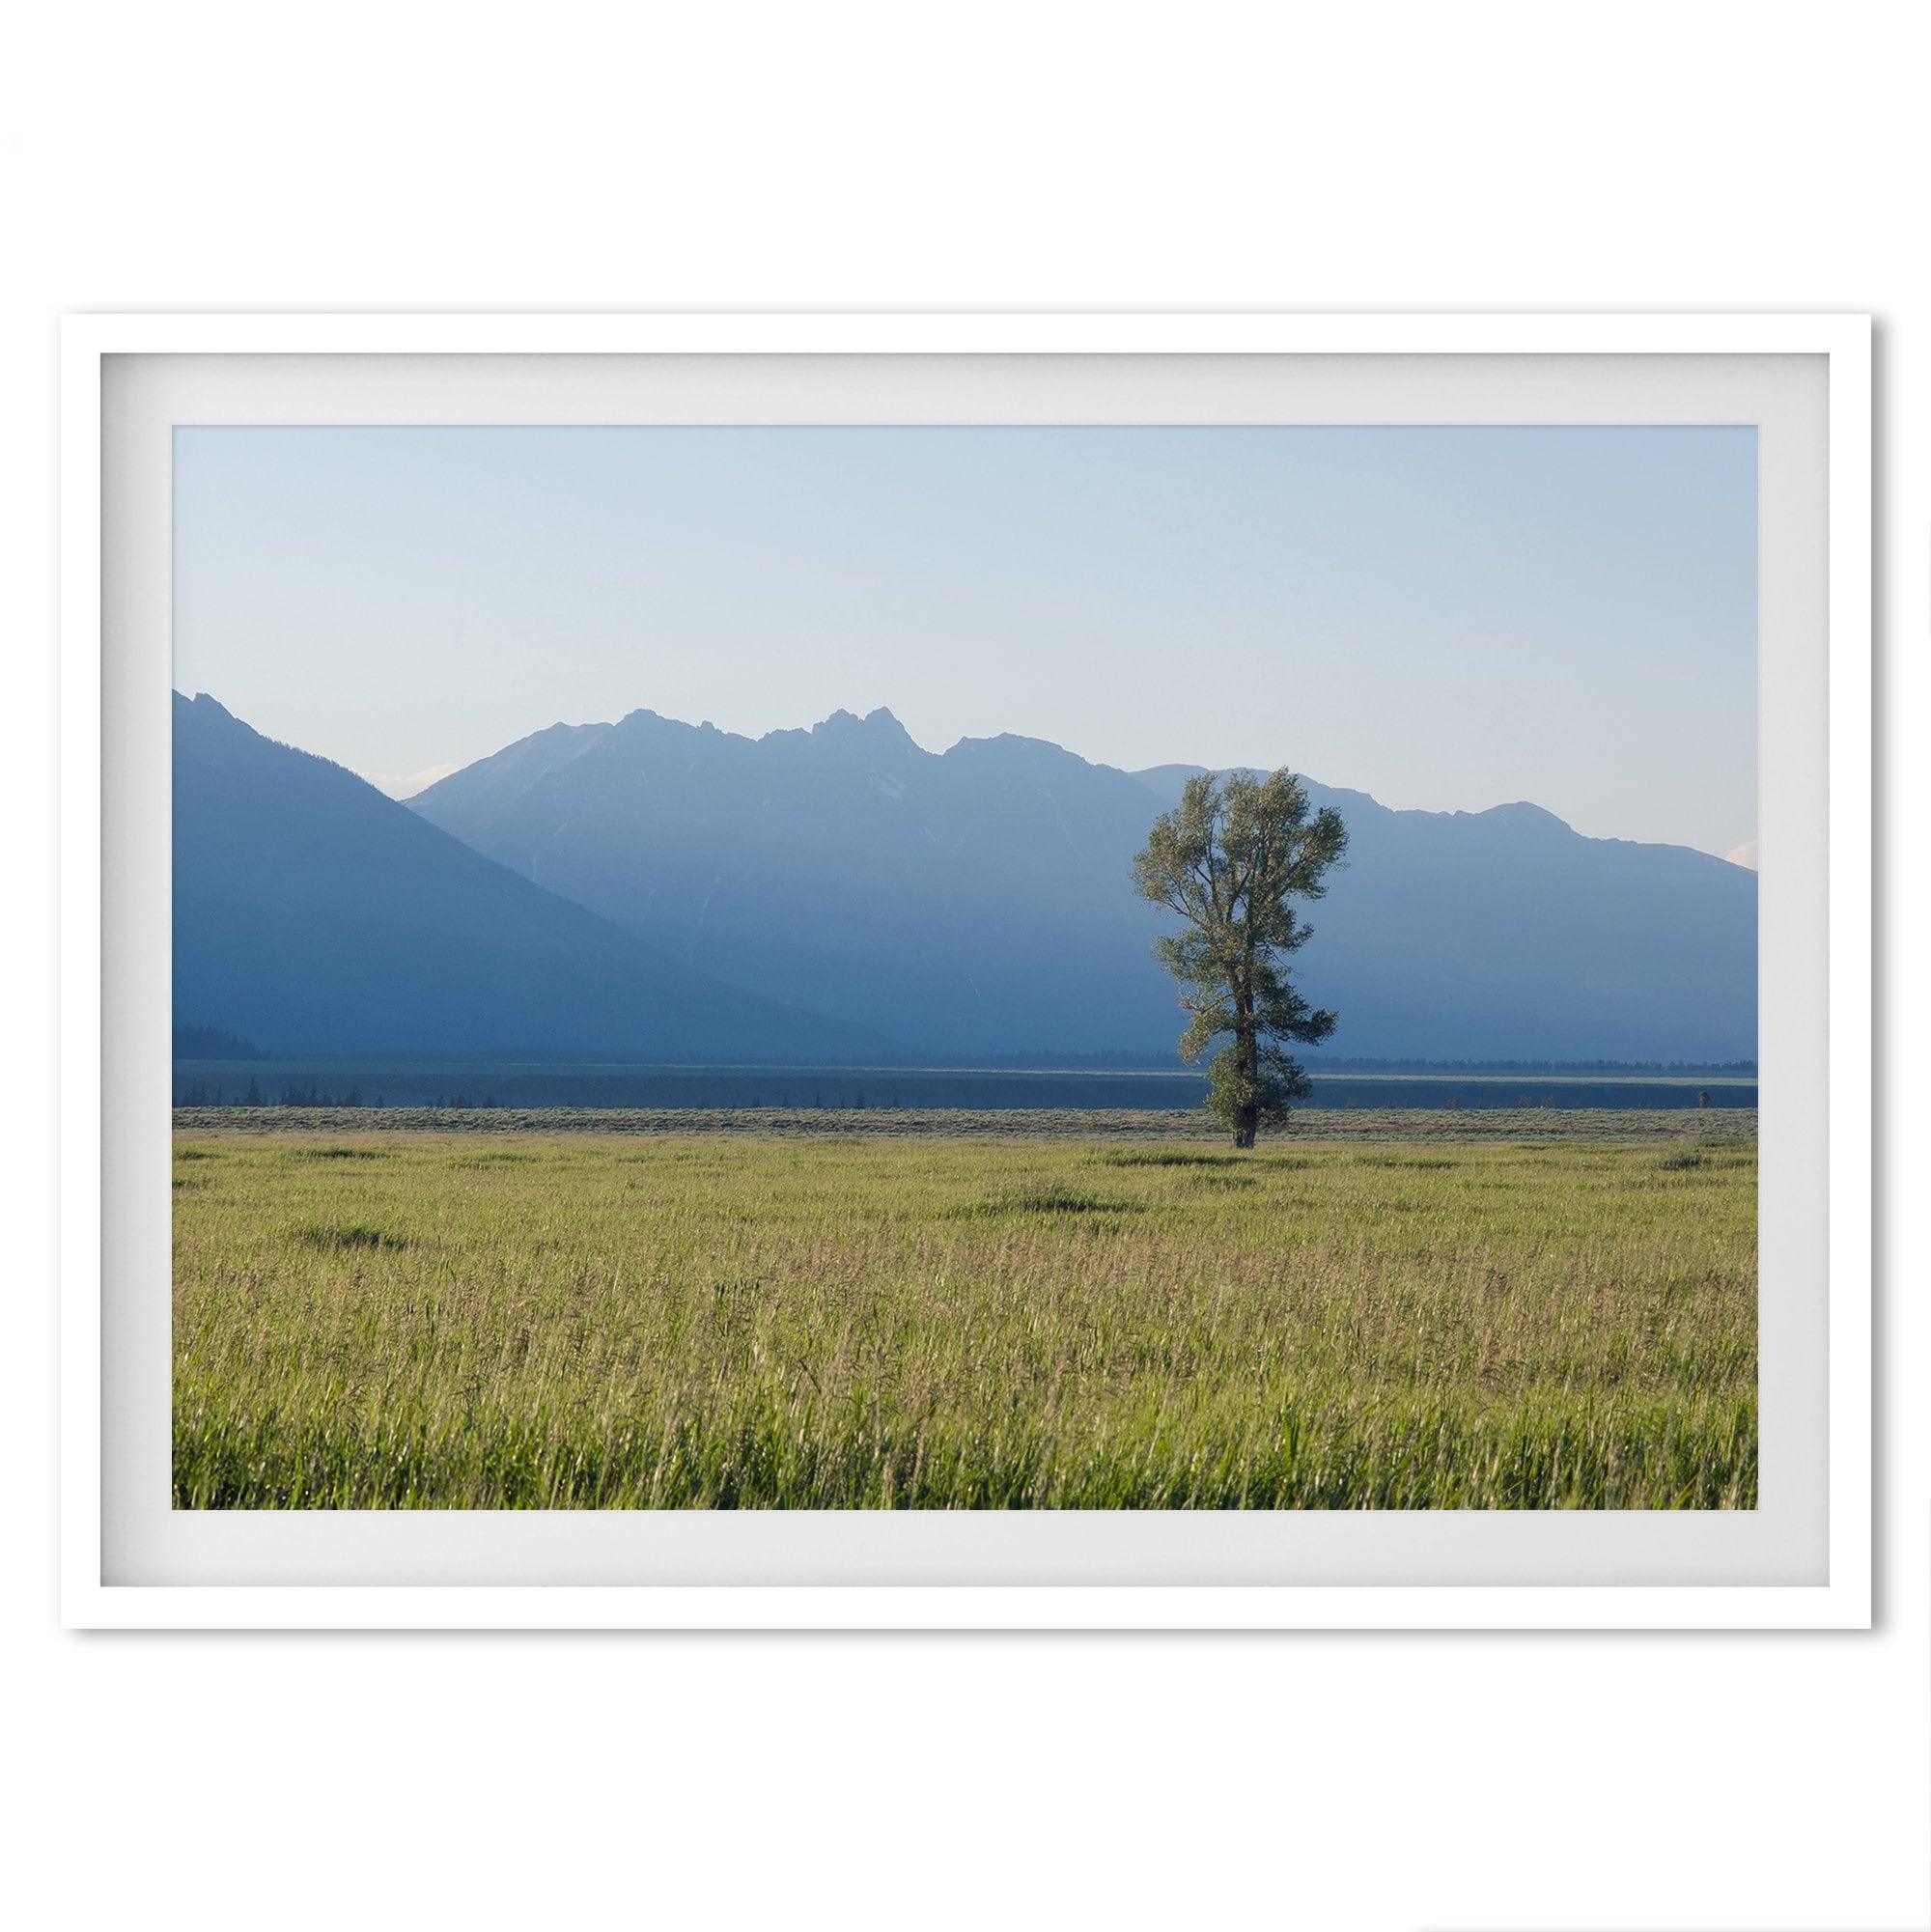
[173,424,1757,857]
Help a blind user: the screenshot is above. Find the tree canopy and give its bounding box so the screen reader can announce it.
[1133,770,1348,1146]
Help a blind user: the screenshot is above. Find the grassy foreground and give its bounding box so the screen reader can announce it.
[173,1118,1758,1510]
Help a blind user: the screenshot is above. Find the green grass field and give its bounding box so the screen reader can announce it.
[172,1112,1758,1510]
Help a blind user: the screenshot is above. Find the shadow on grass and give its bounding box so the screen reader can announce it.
[293,1223,407,1252]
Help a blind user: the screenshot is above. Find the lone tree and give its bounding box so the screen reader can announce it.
[1133,770,1348,1149]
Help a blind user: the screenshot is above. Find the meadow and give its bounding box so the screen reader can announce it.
[172,1111,1758,1510]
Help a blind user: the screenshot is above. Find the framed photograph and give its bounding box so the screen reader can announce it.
[62,314,1870,1628]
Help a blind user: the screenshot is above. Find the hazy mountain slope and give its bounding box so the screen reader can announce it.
[412,709,1757,1062]
[173,693,883,1060]
[1136,766,1757,1062]
[414,708,1176,1053]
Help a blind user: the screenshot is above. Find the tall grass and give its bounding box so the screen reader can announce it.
[172,1127,1757,1509]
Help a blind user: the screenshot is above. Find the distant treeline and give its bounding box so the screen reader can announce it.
[173,1024,267,1060]
[175,1077,396,1108]
[1299,1055,1759,1076]
[169,1079,927,1110]
[954,1050,1759,1075]
[174,1078,533,1108]
[168,1034,1755,1080]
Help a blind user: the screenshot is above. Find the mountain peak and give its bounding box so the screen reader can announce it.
[1473,800,1574,837]
[811,706,916,747]
[175,689,235,721]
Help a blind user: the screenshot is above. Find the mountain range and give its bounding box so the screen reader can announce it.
[176,692,1757,1064]
[414,703,1753,1063]
[173,693,883,1061]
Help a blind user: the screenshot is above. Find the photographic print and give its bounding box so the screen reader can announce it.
[169,421,1758,1513]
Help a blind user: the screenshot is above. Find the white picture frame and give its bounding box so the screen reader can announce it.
[62,312,1872,1630]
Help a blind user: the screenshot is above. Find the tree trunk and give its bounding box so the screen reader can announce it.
[1233,1006,1258,1149]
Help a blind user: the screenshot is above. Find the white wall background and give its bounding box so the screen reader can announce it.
[6,3,1924,1926]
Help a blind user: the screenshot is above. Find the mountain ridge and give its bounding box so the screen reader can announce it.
[410,704,1758,1062]
[173,692,888,1061]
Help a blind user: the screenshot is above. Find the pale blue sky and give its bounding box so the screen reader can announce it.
[174,425,1757,856]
